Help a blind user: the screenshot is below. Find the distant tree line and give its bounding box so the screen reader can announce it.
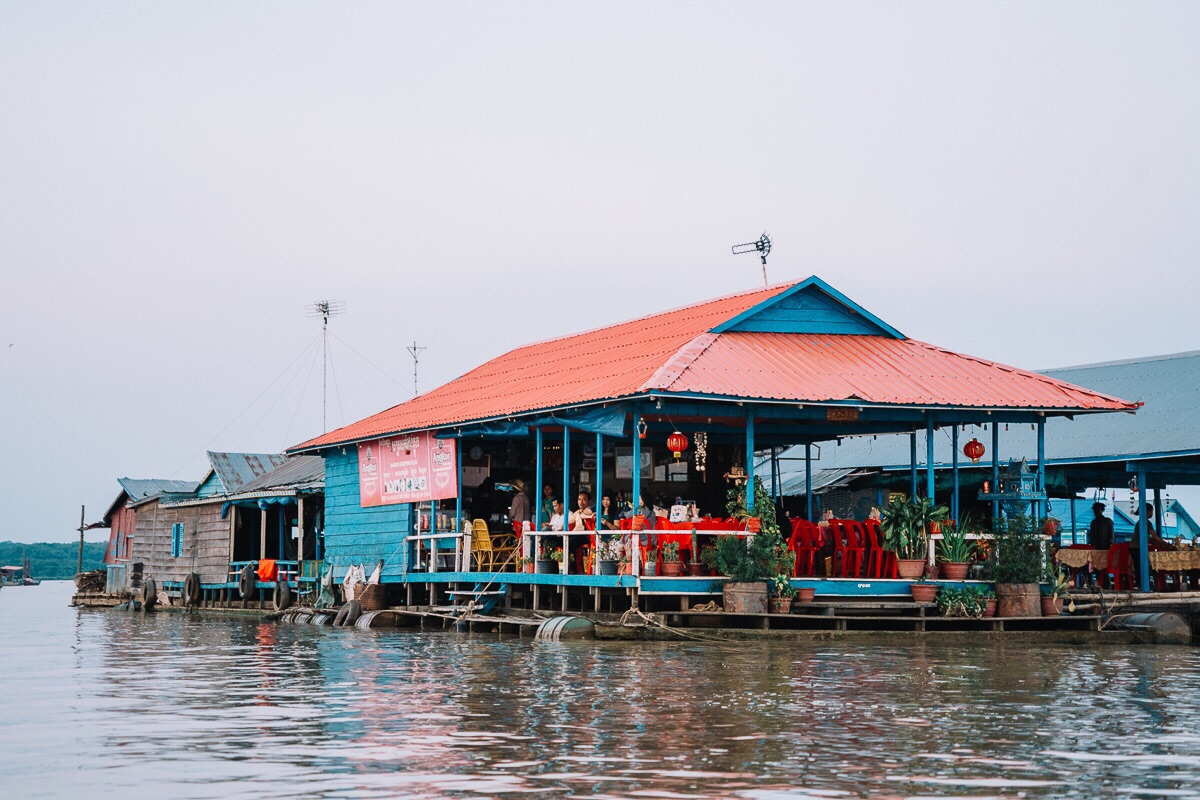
[0,541,108,579]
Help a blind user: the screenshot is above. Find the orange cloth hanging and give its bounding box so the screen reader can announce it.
[257,559,277,581]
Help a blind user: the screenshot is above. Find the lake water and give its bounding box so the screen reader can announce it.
[3,581,1200,799]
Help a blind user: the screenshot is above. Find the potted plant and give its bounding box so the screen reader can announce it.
[980,587,997,618]
[536,544,561,575]
[910,576,938,603]
[881,496,948,579]
[936,516,977,580]
[596,539,621,576]
[1041,568,1074,616]
[769,574,795,613]
[661,541,683,576]
[985,513,1046,617]
[642,546,660,577]
[520,557,535,574]
[699,544,719,574]
[792,585,816,606]
[935,584,986,617]
[714,477,783,613]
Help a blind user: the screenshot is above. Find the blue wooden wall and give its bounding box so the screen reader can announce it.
[720,285,892,336]
[196,471,224,499]
[322,448,411,583]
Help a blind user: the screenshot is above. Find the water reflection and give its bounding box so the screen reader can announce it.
[3,582,1200,798]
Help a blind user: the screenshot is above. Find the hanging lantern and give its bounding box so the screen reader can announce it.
[963,437,985,463]
[666,431,689,460]
[637,419,648,439]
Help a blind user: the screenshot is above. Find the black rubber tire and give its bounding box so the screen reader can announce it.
[183,573,202,607]
[273,581,292,611]
[333,600,361,627]
[238,565,257,600]
[141,578,157,609]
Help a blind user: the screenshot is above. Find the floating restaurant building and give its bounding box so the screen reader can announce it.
[283,276,1137,616]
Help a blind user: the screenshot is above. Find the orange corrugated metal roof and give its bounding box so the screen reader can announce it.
[645,332,1134,409]
[291,281,1135,452]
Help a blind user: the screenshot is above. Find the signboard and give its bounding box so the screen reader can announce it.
[358,432,458,507]
[826,407,860,422]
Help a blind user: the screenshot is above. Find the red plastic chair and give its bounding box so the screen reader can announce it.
[1101,542,1134,590]
[862,519,897,579]
[789,519,819,577]
[830,520,865,578]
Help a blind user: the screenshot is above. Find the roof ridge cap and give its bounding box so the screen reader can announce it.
[641,332,722,392]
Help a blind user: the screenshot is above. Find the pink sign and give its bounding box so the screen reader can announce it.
[358,432,458,507]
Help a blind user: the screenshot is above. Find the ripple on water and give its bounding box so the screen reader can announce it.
[4,582,1200,798]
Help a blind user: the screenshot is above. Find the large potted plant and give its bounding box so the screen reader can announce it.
[1041,568,1074,616]
[714,477,781,613]
[661,541,683,576]
[936,516,977,580]
[769,575,795,613]
[985,513,1046,617]
[881,496,948,579]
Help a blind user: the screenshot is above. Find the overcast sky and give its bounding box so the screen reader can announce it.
[2,2,1198,543]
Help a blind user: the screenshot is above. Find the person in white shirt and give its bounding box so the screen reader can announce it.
[569,491,595,530]
[543,499,566,532]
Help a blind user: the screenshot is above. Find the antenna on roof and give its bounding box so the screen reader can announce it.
[305,299,347,432]
[732,232,772,286]
[408,341,426,396]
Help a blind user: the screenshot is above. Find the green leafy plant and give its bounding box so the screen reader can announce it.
[699,544,719,570]
[661,541,681,563]
[1043,567,1075,607]
[984,513,1046,584]
[713,529,783,583]
[770,574,797,598]
[936,584,988,618]
[936,516,977,563]
[725,476,781,537]
[549,548,564,563]
[881,496,949,560]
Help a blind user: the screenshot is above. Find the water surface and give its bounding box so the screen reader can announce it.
[2,581,1199,798]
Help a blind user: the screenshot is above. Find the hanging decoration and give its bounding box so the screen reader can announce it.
[963,437,985,464]
[637,419,647,440]
[694,432,707,473]
[724,464,748,486]
[666,431,689,460]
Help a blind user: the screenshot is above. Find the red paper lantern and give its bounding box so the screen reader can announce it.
[963,437,985,463]
[666,431,689,460]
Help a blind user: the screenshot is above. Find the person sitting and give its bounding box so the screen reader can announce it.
[540,484,557,526]
[599,494,621,531]
[542,499,566,532]
[569,492,596,530]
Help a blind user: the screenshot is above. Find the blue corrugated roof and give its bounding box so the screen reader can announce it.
[117,478,200,500]
[203,451,289,495]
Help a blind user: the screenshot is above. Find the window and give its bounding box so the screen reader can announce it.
[171,523,184,558]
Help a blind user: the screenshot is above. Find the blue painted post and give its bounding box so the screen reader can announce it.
[534,427,544,532]
[595,431,603,576]
[1138,468,1150,592]
[909,432,918,499]
[277,506,284,563]
[563,426,571,574]
[1037,419,1046,520]
[1069,496,1077,544]
[951,426,960,523]
[1154,488,1163,541]
[805,444,813,521]
[455,440,463,534]
[745,412,755,501]
[632,410,642,576]
[991,423,1000,523]
[925,417,935,501]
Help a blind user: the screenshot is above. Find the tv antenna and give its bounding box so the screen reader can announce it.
[732,232,772,286]
[305,299,346,432]
[408,341,427,395]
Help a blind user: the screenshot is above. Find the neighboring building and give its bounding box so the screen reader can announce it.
[101,478,200,565]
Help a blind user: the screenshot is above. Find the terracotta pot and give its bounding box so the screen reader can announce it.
[995,583,1041,617]
[523,563,535,574]
[896,559,926,579]
[723,581,768,614]
[662,561,683,577]
[687,562,707,577]
[939,562,970,580]
[983,598,997,618]
[769,597,790,614]
[795,587,816,603]
[910,583,938,603]
[1041,596,1064,616]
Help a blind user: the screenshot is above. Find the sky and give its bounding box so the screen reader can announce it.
[2,2,1198,542]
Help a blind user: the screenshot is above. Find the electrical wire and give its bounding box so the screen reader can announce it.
[280,338,323,449]
[327,341,346,428]
[328,330,412,395]
[237,337,320,449]
[168,334,322,478]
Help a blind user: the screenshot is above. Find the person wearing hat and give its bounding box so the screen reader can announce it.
[1088,501,1113,550]
[508,479,531,525]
